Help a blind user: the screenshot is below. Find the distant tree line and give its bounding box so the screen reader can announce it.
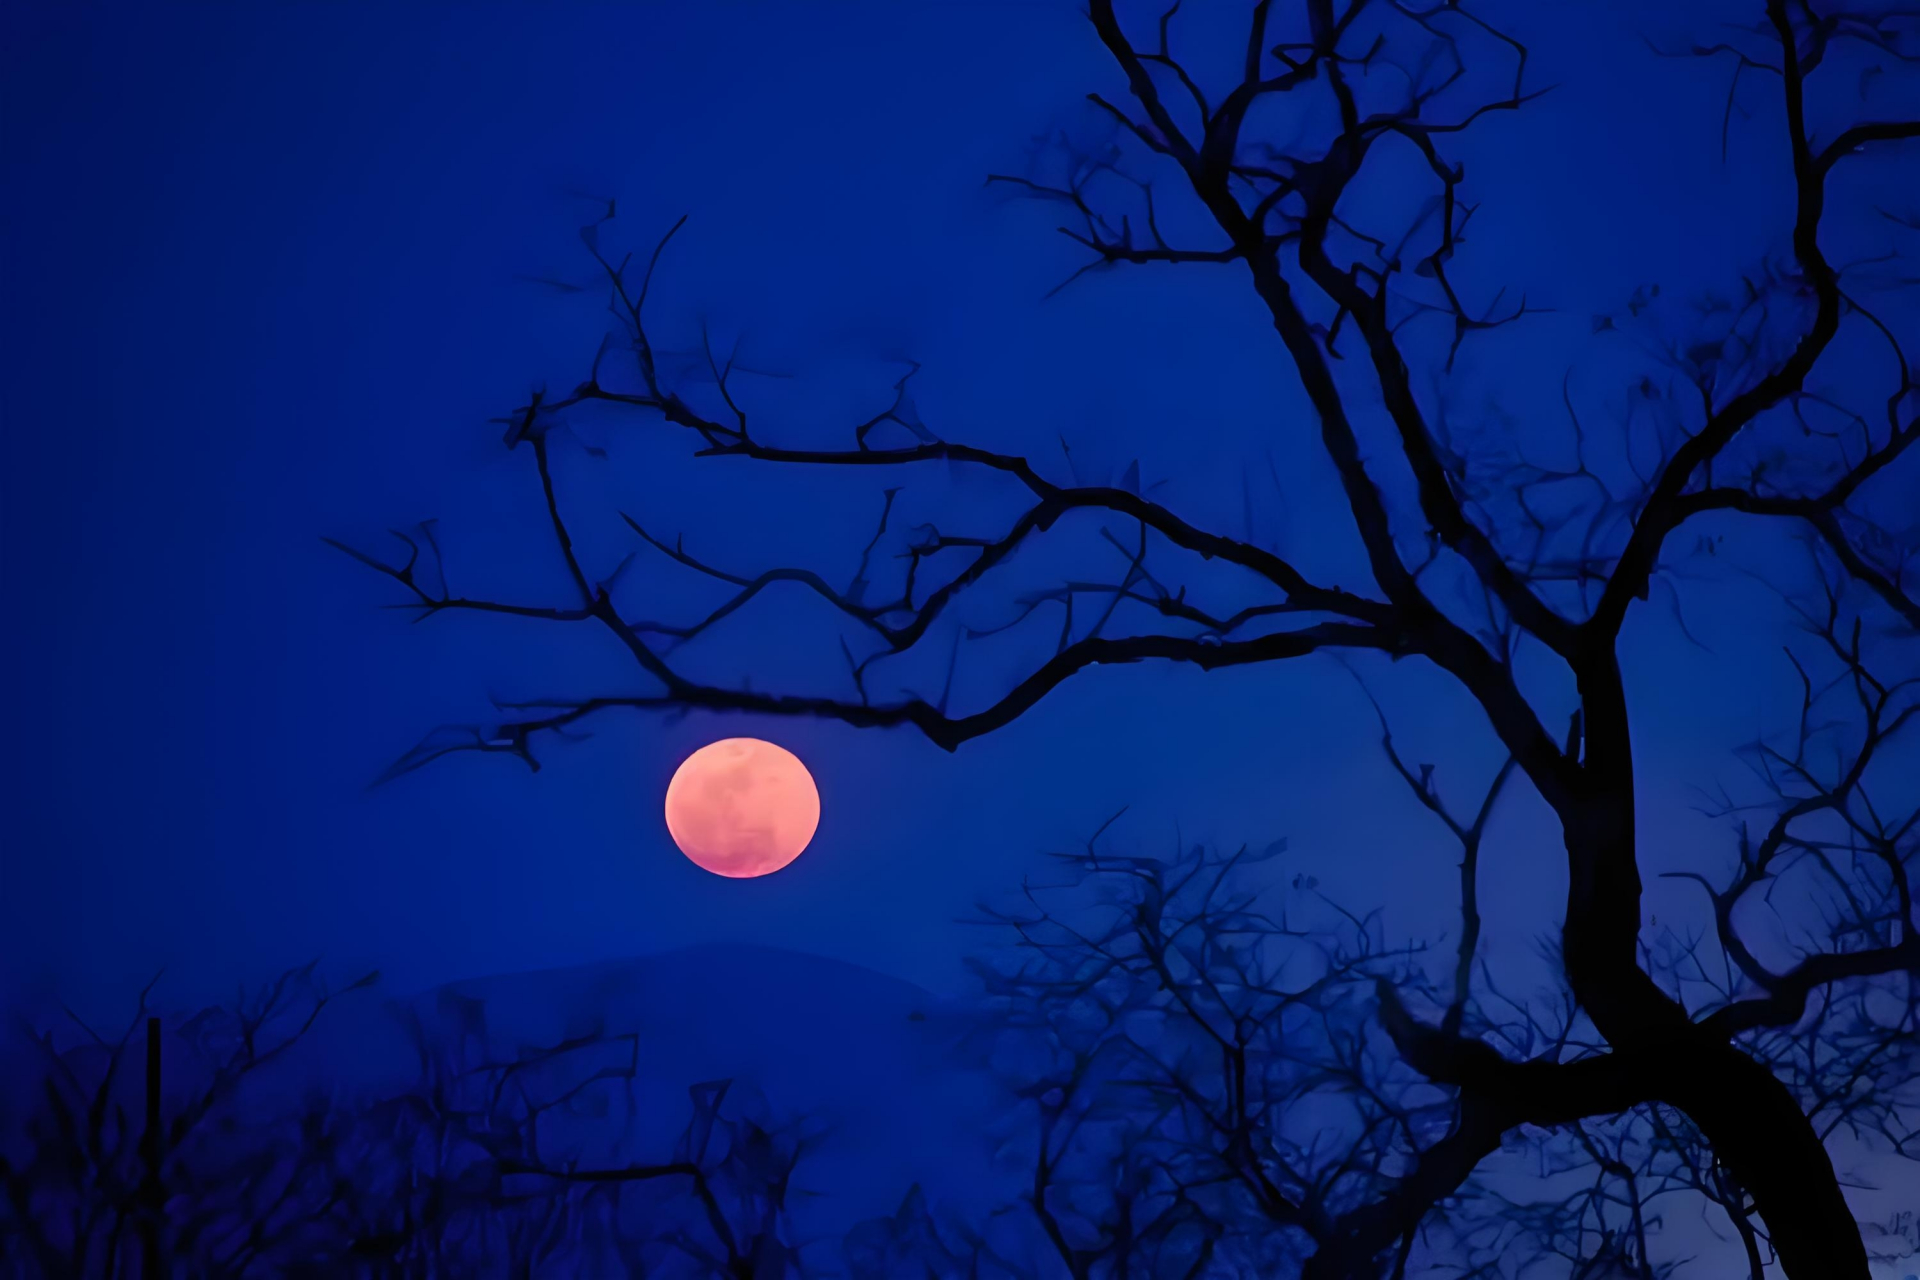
[0,968,812,1278]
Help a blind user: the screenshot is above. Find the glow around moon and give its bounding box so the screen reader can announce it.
[663,738,821,878]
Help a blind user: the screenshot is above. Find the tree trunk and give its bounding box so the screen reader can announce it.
[141,1016,163,1279]
[1566,662,1868,1278]
[1666,1043,1866,1278]
[1559,892,1867,1276]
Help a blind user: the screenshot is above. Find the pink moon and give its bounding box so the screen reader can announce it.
[663,738,821,878]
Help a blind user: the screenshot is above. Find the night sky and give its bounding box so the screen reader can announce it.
[3,0,1893,1016]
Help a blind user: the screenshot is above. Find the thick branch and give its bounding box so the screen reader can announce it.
[553,383,1390,622]
[1705,937,1920,1037]
[1676,488,1920,629]
[385,621,1402,779]
[1304,982,1649,1277]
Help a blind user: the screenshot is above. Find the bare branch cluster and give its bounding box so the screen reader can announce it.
[0,972,821,1278]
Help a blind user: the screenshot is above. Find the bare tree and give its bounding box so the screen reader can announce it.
[335,1,1920,1275]
[0,965,379,1277]
[966,832,1422,1278]
[965,827,1607,1279]
[967,591,1920,1276]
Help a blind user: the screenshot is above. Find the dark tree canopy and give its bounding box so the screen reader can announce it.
[337,1,1920,1276]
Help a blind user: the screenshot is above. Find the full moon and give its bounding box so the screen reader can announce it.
[663,738,821,878]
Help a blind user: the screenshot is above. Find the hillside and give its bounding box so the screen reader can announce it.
[302,943,1017,1241]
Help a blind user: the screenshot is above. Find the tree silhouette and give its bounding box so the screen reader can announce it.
[964,676,1920,1277]
[335,1,1920,1275]
[0,970,816,1277]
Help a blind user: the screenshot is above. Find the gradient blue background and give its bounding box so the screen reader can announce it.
[4,0,1888,1014]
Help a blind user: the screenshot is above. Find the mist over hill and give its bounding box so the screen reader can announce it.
[305,943,1019,1233]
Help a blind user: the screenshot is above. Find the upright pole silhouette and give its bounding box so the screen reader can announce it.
[141,1016,161,1278]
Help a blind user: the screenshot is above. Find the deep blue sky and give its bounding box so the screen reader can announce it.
[4,0,1898,1014]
